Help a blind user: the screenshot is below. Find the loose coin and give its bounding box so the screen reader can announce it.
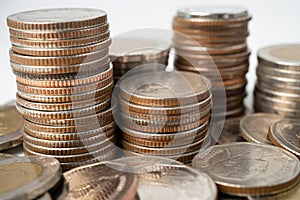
[268,119,300,158]
[0,156,61,200]
[240,113,281,144]
[0,153,17,161]
[192,142,300,196]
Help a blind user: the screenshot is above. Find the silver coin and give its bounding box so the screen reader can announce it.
[0,153,17,161]
[0,156,61,200]
[176,5,248,19]
[257,44,300,68]
[269,119,300,158]
[240,113,281,144]
[113,156,217,200]
[192,142,300,196]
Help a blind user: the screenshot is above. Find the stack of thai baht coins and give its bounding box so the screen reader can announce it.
[110,37,170,83]
[173,6,251,119]
[7,8,116,170]
[118,70,212,165]
[255,44,300,118]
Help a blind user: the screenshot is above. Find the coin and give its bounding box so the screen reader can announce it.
[192,142,300,196]
[210,117,245,144]
[0,156,61,200]
[120,71,212,107]
[7,8,107,31]
[268,119,300,158]
[0,105,23,151]
[63,161,138,200]
[113,156,217,200]
[240,113,282,144]
[0,153,17,161]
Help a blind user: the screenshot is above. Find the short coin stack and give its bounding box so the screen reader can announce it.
[173,6,251,119]
[7,8,116,170]
[254,44,300,118]
[118,70,212,164]
[110,37,170,83]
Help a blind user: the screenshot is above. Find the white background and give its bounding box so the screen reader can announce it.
[1,0,300,111]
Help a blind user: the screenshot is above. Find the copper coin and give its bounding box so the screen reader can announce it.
[192,142,300,196]
[7,8,107,31]
[63,161,138,200]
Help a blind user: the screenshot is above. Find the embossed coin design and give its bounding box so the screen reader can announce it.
[192,142,300,196]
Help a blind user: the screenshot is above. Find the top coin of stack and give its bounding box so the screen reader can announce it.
[110,37,170,84]
[254,44,300,118]
[7,8,117,171]
[118,70,212,164]
[173,5,251,119]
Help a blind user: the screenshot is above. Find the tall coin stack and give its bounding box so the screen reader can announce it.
[7,8,116,170]
[118,70,212,165]
[172,6,251,119]
[110,37,170,83]
[254,44,300,118]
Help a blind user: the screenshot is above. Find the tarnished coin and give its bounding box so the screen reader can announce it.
[63,161,138,200]
[120,71,212,107]
[7,8,107,31]
[112,156,217,200]
[192,142,300,196]
[0,105,23,151]
[268,119,300,158]
[0,156,61,200]
[240,113,281,144]
[0,153,17,161]
[210,117,246,144]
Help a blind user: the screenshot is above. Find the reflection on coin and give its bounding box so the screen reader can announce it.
[0,105,23,151]
[240,113,281,144]
[63,162,138,200]
[113,156,217,200]
[0,153,17,161]
[0,156,61,200]
[192,142,300,196]
[268,119,300,158]
[211,117,245,144]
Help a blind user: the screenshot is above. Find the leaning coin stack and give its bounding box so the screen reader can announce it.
[254,44,300,118]
[117,70,212,165]
[7,8,117,170]
[173,6,251,119]
[110,37,170,83]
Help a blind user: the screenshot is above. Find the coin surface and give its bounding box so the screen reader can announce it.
[0,156,61,200]
[113,156,217,200]
[0,153,17,161]
[268,119,300,158]
[240,113,281,144]
[0,105,23,151]
[7,8,107,31]
[192,142,300,196]
[120,71,211,106]
[63,161,138,200]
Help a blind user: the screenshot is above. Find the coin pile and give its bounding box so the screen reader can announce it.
[193,142,300,198]
[0,156,66,200]
[173,6,251,119]
[254,44,300,118]
[117,70,212,164]
[110,37,170,83]
[7,8,117,170]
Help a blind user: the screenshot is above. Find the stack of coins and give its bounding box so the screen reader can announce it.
[254,44,300,118]
[7,8,116,170]
[117,70,212,164]
[172,6,251,119]
[110,37,170,83]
